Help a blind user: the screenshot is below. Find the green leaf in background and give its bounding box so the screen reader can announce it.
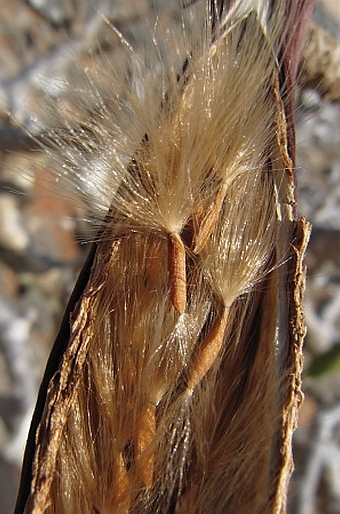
[307,342,340,377]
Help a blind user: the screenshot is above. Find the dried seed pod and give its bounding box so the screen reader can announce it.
[14,1,314,513]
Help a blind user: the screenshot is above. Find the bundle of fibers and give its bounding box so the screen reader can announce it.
[14,1,315,513]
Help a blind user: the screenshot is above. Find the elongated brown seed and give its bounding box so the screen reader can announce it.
[168,232,187,313]
[186,307,230,392]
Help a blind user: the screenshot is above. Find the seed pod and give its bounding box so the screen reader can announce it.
[14,1,314,513]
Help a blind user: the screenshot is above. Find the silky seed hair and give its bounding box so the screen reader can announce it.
[15,1,313,513]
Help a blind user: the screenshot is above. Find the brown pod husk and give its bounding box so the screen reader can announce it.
[14,1,315,513]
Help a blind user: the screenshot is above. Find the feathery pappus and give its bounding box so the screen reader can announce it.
[14,1,315,513]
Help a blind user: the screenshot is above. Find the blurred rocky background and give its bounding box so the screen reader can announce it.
[0,1,339,513]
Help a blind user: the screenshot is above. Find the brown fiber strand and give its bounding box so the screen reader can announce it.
[14,1,315,513]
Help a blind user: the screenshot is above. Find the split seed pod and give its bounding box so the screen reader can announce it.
[15,1,314,513]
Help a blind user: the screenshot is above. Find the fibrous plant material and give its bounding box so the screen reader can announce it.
[14,1,315,513]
